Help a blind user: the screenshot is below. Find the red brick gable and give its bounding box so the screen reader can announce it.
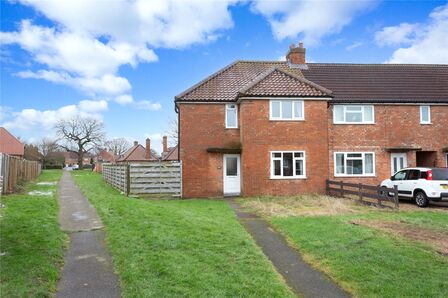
[0,127,24,156]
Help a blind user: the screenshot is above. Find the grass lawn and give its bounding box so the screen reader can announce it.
[240,196,448,297]
[0,170,66,298]
[71,171,294,298]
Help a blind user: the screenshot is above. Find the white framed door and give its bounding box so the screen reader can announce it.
[391,153,407,175]
[223,154,241,196]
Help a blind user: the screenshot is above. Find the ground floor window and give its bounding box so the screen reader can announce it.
[271,151,306,179]
[334,152,375,177]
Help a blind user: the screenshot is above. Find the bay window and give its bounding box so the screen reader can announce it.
[334,152,375,176]
[333,105,374,124]
[271,151,306,179]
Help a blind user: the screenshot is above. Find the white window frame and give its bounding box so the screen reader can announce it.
[225,104,238,128]
[270,151,306,179]
[420,105,431,124]
[446,153,448,167]
[269,100,304,121]
[333,105,375,124]
[334,152,375,177]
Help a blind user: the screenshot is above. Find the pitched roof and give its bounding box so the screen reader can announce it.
[117,144,158,162]
[161,145,179,161]
[175,61,448,103]
[0,127,24,156]
[239,67,332,97]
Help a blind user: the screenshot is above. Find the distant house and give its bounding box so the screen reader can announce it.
[95,149,116,163]
[63,151,92,167]
[161,136,179,161]
[117,139,158,163]
[0,127,24,157]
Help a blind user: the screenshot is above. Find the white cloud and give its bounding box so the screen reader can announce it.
[1,0,240,98]
[135,100,162,111]
[78,100,108,113]
[346,41,364,51]
[115,94,134,105]
[251,0,377,45]
[375,4,448,64]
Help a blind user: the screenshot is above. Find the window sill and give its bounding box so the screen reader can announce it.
[334,174,376,178]
[270,176,307,180]
[269,119,305,122]
[420,122,432,125]
[333,122,375,125]
[225,127,239,129]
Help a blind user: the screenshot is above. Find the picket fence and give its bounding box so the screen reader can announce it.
[102,161,181,197]
[0,153,42,194]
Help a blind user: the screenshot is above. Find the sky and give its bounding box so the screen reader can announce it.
[1,0,448,153]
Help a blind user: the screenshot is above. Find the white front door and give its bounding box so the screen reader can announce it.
[223,154,241,196]
[391,153,407,175]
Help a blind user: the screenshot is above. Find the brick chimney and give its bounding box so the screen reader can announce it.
[133,141,138,146]
[145,138,151,159]
[286,42,306,64]
[163,136,168,152]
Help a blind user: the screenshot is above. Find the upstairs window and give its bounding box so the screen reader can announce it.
[420,106,431,124]
[334,152,375,177]
[226,104,238,128]
[333,105,374,124]
[270,100,304,120]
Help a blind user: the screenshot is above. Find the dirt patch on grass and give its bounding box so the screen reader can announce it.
[352,219,448,255]
[240,195,369,217]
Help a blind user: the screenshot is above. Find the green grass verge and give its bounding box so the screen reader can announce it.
[271,211,448,297]
[71,171,294,297]
[0,170,66,297]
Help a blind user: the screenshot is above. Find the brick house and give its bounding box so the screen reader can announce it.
[175,43,448,198]
[116,139,158,162]
[0,127,24,158]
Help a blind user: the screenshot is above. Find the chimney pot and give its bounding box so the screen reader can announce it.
[286,42,306,65]
[133,141,138,146]
[163,136,168,152]
[145,138,151,159]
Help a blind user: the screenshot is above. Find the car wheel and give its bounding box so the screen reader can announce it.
[414,191,429,208]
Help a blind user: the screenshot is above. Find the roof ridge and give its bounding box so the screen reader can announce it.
[175,61,239,100]
[307,63,448,67]
[273,67,333,95]
[238,67,277,95]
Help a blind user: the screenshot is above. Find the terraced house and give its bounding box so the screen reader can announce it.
[175,43,448,198]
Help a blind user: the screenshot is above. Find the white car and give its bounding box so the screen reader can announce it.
[380,167,448,207]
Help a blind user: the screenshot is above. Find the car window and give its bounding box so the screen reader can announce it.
[432,169,448,180]
[393,170,407,181]
[407,170,420,180]
[420,171,428,179]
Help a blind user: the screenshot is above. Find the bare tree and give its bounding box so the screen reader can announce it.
[37,138,59,167]
[104,138,131,156]
[167,117,178,146]
[55,116,105,168]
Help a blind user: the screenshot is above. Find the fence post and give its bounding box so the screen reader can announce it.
[358,183,363,202]
[126,164,130,196]
[393,185,399,209]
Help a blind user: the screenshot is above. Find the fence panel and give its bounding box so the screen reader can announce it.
[102,161,182,197]
[0,153,42,194]
[326,179,399,209]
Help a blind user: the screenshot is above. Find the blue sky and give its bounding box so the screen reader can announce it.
[1,0,447,153]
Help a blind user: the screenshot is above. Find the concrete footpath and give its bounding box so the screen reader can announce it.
[229,201,350,298]
[57,171,121,298]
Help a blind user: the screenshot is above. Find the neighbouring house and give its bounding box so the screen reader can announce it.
[175,43,448,198]
[63,152,92,167]
[24,144,43,162]
[161,136,179,161]
[95,149,116,163]
[116,139,158,162]
[0,127,24,158]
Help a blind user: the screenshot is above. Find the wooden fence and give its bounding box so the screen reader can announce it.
[0,153,42,194]
[102,161,181,197]
[326,180,399,209]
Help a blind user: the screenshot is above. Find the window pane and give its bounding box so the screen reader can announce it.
[294,152,303,158]
[347,153,362,158]
[274,160,281,176]
[407,170,420,180]
[271,101,280,118]
[334,106,344,122]
[421,106,429,122]
[365,153,373,174]
[346,111,362,122]
[294,101,303,118]
[283,153,293,176]
[273,152,281,158]
[394,171,407,181]
[226,157,238,176]
[226,107,236,127]
[364,106,373,122]
[336,153,344,174]
[347,159,363,174]
[282,101,293,119]
[346,106,362,111]
[295,159,303,176]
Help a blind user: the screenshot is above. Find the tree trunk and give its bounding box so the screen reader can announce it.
[78,149,83,169]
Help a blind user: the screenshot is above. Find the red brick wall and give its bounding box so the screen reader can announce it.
[329,105,448,185]
[179,104,240,198]
[240,99,329,196]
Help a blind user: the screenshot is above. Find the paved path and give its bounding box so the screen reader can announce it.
[229,201,350,298]
[57,171,121,298]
